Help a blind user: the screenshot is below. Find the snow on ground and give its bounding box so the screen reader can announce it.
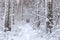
[0,22,60,40]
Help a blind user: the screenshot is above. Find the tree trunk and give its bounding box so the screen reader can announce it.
[4,0,11,32]
[47,0,53,33]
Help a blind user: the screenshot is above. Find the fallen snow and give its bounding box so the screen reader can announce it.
[0,23,60,40]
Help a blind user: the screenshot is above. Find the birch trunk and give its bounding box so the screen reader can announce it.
[4,0,11,31]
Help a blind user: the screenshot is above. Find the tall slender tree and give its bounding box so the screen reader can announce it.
[46,0,53,33]
[4,0,11,32]
[35,0,40,28]
[21,0,23,20]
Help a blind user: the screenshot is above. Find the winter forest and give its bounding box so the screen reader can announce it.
[0,0,60,40]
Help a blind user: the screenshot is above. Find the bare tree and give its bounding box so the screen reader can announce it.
[46,0,53,33]
[21,0,23,20]
[4,0,11,32]
[35,0,40,28]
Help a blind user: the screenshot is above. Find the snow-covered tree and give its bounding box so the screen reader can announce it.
[46,0,53,33]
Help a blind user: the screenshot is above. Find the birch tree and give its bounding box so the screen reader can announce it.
[36,0,40,28]
[4,0,11,31]
[46,0,53,33]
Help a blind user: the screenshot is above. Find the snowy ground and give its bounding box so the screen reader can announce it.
[0,22,60,40]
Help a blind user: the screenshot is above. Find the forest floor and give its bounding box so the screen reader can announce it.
[0,23,60,40]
